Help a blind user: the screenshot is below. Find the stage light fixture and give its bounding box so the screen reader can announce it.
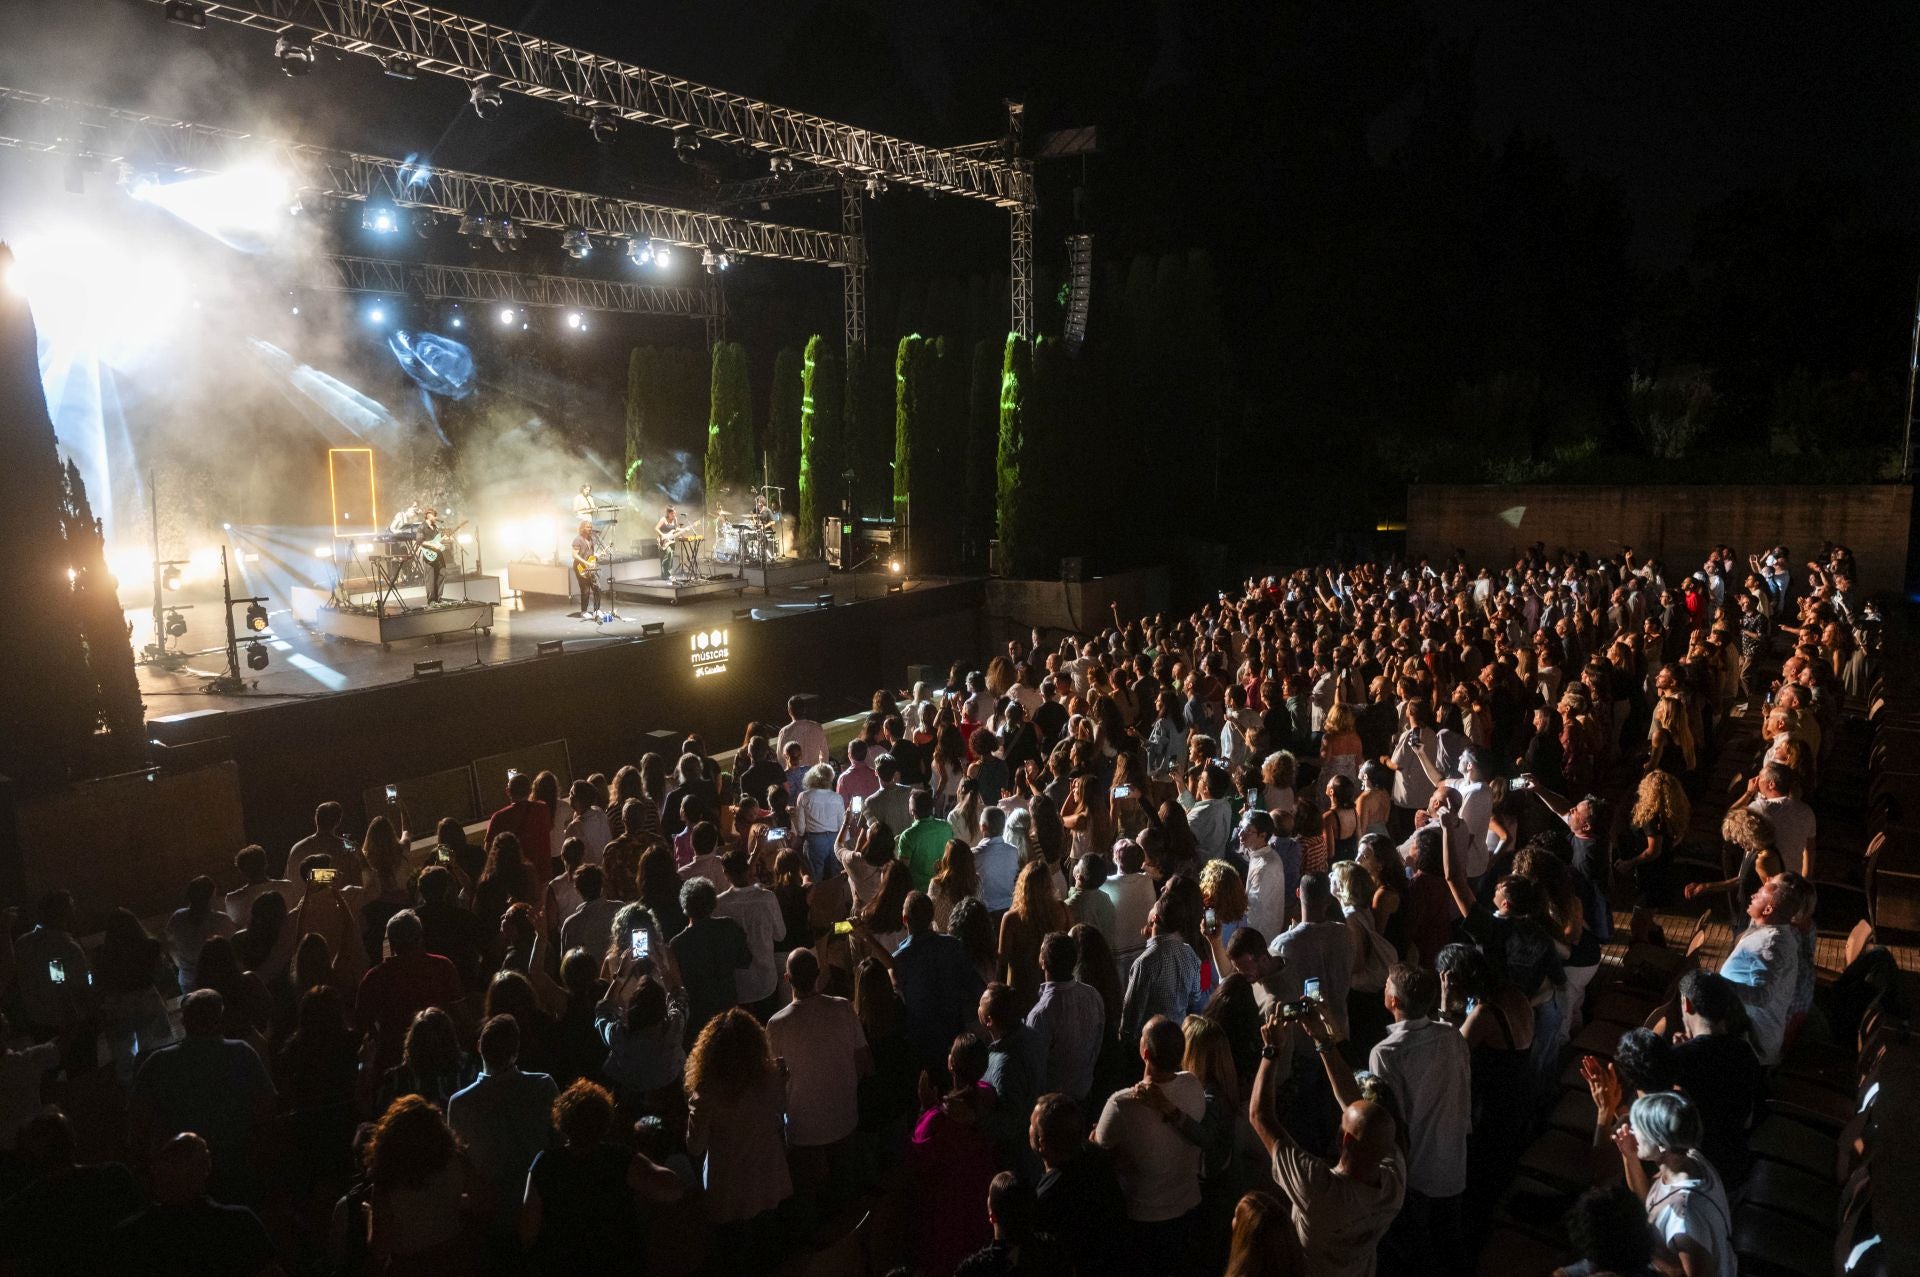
[887,580,904,594]
[561,228,592,259]
[654,243,671,266]
[498,306,517,327]
[163,1,209,28]
[565,311,584,330]
[222,522,233,532]
[470,82,504,120]
[588,109,618,144]
[274,35,317,77]
[640,621,666,638]
[412,659,444,678]
[458,210,485,237]
[769,155,794,173]
[380,54,418,80]
[368,305,387,325]
[673,133,702,162]
[164,609,189,639]
[537,640,565,657]
[363,205,399,234]
[888,558,902,574]
[245,602,270,632]
[816,593,833,610]
[245,640,269,670]
[450,314,463,328]
[456,533,473,546]
[865,176,887,197]
[313,543,333,559]
[162,563,183,591]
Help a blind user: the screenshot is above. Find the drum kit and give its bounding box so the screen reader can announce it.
[711,508,777,568]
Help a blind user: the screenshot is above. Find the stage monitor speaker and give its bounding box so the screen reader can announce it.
[328,447,378,538]
[644,729,682,755]
[148,708,230,746]
[360,765,479,834]
[471,740,572,813]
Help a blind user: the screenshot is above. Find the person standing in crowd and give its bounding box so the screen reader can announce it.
[1608,1092,1736,1277]
[107,1133,275,1275]
[1121,900,1204,1043]
[1716,872,1811,1066]
[285,800,352,879]
[1092,1015,1206,1273]
[224,844,299,927]
[127,990,277,1204]
[1026,931,1106,1105]
[973,807,1021,914]
[715,847,787,1020]
[1369,963,1471,1277]
[1029,1092,1127,1275]
[1103,840,1159,976]
[767,948,870,1211]
[487,770,556,886]
[899,787,958,894]
[778,695,830,768]
[354,910,466,1072]
[1669,969,1765,1188]
[794,763,847,882]
[687,1008,794,1269]
[669,877,753,1044]
[447,1014,558,1233]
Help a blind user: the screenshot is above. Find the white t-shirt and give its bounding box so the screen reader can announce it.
[714,884,787,1004]
[1646,1163,1735,1277]
[1750,795,1815,870]
[1446,778,1492,879]
[766,994,867,1147]
[1093,1071,1206,1222]
[1270,1142,1405,1277]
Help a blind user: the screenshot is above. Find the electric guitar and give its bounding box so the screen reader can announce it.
[574,551,600,581]
[416,520,469,564]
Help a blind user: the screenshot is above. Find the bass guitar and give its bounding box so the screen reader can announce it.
[416,520,469,565]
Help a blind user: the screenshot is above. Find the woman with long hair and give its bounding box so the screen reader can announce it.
[475,832,534,934]
[1318,704,1364,790]
[685,1009,792,1265]
[1260,751,1298,817]
[95,908,171,1079]
[928,838,981,933]
[948,775,986,849]
[1322,773,1360,862]
[770,848,813,952]
[607,764,643,839]
[365,1094,474,1268]
[997,861,1071,1011]
[857,860,913,953]
[596,973,687,1119]
[853,956,917,1141]
[1434,941,1535,1245]
[1164,1014,1248,1269]
[837,816,895,918]
[1647,694,1697,777]
[1223,1191,1303,1277]
[1624,770,1691,907]
[947,897,1000,989]
[637,846,688,940]
[1356,761,1394,840]
[374,1006,475,1114]
[1199,860,1250,951]
[531,770,568,872]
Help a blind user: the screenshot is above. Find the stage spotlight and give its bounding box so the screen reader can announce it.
[654,243,671,266]
[865,175,887,197]
[588,109,618,144]
[66,566,77,585]
[450,314,463,329]
[274,35,317,77]
[715,250,731,271]
[639,621,666,638]
[380,54,418,80]
[627,238,652,267]
[887,580,904,594]
[163,0,209,27]
[456,533,473,546]
[412,659,444,678]
[769,155,794,173]
[313,543,333,559]
[561,228,591,259]
[363,205,399,234]
[674,133,702,162]
[368,305,387,325]
[245,602,269,632]
[222,522,233,532]
[816,593,833,610]
[245,640,270,670]
[164,609,189,639]
[565,311,583,330]
[470,82,504,119]
[888,558,902,574]
[537,640,565,657]
[458,210,485,238]
[162,563,183,591]
[498,306,517,327]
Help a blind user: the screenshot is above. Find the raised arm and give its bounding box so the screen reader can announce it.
[1438,808,1476,917]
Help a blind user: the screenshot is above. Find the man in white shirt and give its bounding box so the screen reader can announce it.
[558,865,622,958]
[766,948,870,1201]
[1718,872,1810,1066]
[283,801,351,879]
[714,849,788,1017]
[676,821,729,886]
[776,696,830,769]
[1101,840,1158,976]
[1272,874,1353,1038]
[223,844,299,928]
[1184,765,1234,861]
[1386,704,1441,837]
[864,755,914,840]
[970,806,1020,914]
[1746,763,1816,876]
[1240,812,1292,941]
[1092,1016,1205,1271]
[1251,1003,1404,1277]
[1368,963,1471,1277]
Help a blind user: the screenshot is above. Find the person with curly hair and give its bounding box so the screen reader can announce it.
[685,1008,792,1266]
[1622,770,1690,907]
[520,1078,683,1274]
[998,861,1072,1013]
[364,1094,473,1267]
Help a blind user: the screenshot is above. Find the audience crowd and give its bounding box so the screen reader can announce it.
[0,539,1886,1276]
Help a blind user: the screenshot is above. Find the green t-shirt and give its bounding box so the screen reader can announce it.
[898,818,955,893]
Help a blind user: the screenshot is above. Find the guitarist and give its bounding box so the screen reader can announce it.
[571,519,602,617]
[418,507,446,603]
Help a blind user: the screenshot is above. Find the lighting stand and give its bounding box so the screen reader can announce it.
[204,546,272,695]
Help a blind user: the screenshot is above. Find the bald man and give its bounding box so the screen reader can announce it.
[1249,1002,1404,1277]
[108,1133,276,1275]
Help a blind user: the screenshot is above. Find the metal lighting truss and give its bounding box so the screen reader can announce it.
[132,0,1037,335]
[316,254,720,321]
[138,0,1033,207]
[0,84,855,267]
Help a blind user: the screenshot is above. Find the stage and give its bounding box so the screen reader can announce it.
[131,565,929,714]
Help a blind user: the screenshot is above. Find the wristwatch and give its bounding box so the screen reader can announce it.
[1260,1044,1281,1061]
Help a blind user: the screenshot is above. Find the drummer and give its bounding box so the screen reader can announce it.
[750,492,778,563]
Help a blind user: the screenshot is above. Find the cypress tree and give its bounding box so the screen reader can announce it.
[996,333,1032,577]
[623,346,649,500]
[892,335,932,569]
[797,335,843,557]
[705,341,754,501]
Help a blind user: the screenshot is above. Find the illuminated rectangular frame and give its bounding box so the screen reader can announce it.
[327,448,378,540]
